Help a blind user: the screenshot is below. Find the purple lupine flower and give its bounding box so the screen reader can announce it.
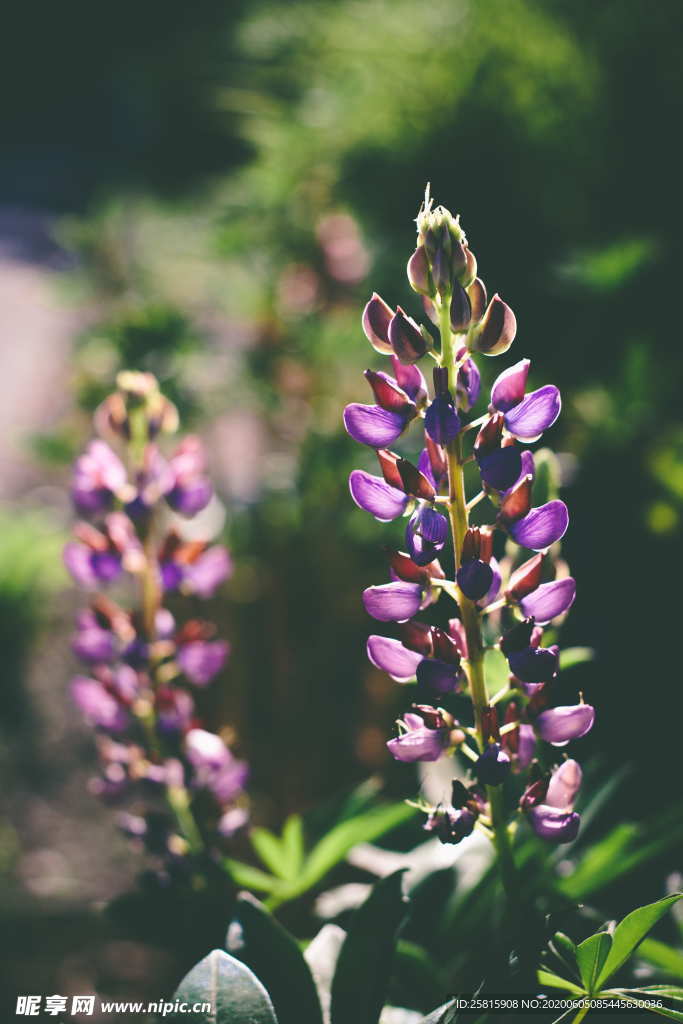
[424,393,460,445]
[455,344,481,411]
[405,505,448,566]
[491,359,561,443]
[475,742,511,785]
[178,640,229,687]
[367,635,422,681]
[71,609,118,662]
[386,712,450,763]
[362,292,395,354]
[478,556,502,607]
[343,403,408,447]
[185,729,248,803]
[181,545,232,597]
[424,806,477,844]
[507,644,559,684]
[349,470,409,522]
[362,581,424,622]
[457,558,494,601]
[72,440,128,513]
[536,703,595,746]
[71,676,129,732]
[528,759,582,842]
[166,437,214,517]
[507,500,569,551]
[388,307,429,363]
[155,687,194,732]
[519,577,576,623]
[416,657,460,696]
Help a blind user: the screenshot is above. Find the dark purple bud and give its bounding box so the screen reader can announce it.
[457,559,494,601]
[506,553,545,601]
[416,658,460,696]
[343,403,407,447]
[362,292,394,354]
[391,357,428,406]
[407,246,434,297]
[507,645,559,683]
[477,446,523,492]
[508,501,569,551]
[504,385,561,442]
[178,640,229,687]
[455,354,481,411]
[519,577,576,623]
[405,505,448,565]
[399,619,433,656]
[376,448,404,490]
[459,247,477,289]
[491,359,531,413]
[71,676,128,732]
[529,806,580,843]
[482,705,501,742]
[424,394,460,445]
[362,581,424,622]
[546,759,582,808]
[498,475,533,523]
[536,704,595,745]
[367,635,422,681]
[450,780,470,809]
[349,470,409,522]
[430,627,461,667]
[450,283,472,332]
[364,369,416,416]
[467,277,487,321]
[475,743,511,785]
[397,458,436,501]
[470,294,517,356]
[424,806,476,845]
[388,307,429,364]
[500,617,536,656]
[479,556,502,607]
[387,712,449,763]
[388,549,437,585]
[474,412,504,455]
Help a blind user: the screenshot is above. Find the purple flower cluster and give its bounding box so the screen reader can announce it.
[345,191,593,847]
[65,372,247,868]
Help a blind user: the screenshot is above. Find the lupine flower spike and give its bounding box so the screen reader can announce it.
[66,372,247,877]
[345,189,592,893]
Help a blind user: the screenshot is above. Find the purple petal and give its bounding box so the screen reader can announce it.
[536,704,595,746]
[546,759,582,809]
[362,581,424,622]
[520,577,576,623]
[367,635,422,681]
[405,506,448,566]
[161,561,184,592]
[184,547,232,598]
[507,645,559,683]
[387,725,447,763]
[477,447,523,491]
[475,743,511,785]
[349,470,408,522]
[479,556,502,607]
[166,478,213,517]
[456,357,481,411]
[517,724,536,768]
[211,759,249,803]
[391,356,427,405]
[508,501,569,551]
[343,403,407,447]
[72,624,116,662]
[504,385,561,442]
[71,677,128,732]
[457,559,494,601]
[179,640,229,686]
[417,449,437,490]
[424,395,460,445]
[416,657,460,696]
[491,359,530,412]
[91,552,123,584]
[529,805,580,843]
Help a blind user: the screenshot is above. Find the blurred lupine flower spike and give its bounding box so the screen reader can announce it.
[66,371,247,876]
[344,187,593,886]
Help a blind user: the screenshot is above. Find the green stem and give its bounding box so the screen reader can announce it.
[438,296,519,908]
[571,1004,590,1024]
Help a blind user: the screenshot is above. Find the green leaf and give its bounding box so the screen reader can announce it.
[560,823,683,899]
[596,894,683,989]
[223,858,279,893]
[631,986,683,1001]
[226,893,323,1024]
[331,870,409,1024]
[251,827,288,877]
[393,941,443,1012]
[600,990,683,1021]
[559,647,595,670]
[638,941,683,980]
[172,949,277,1023]
[549,932,580,980]
[577,931,612,993]
[280,814,305,878]
[537,969,586,996]
[269,802,416,908]
[419,999,459,1023]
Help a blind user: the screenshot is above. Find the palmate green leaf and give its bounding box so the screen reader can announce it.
[576,931,612,993]
[548,932,581,982]
[223,858,279,893]
[330,870,409,1024]
[280,814,305,877]
[172,949,277,1023]
[639,940,683,980]
[226,893,323,1024]
[596,894,683,989]
[600,990,683,1021]
[537,969,586,996]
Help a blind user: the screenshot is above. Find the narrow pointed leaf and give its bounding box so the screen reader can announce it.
[226,893,323,1024]
[331,870,409,1024]
[173,949,277,1023]
[577,932,612,993]
[596,894,683,988]
[600,990,683,1021]
[251,827,288,877]
[537,969,586,996]
[223,859,280,893]
[638,939,683,980]
[280,814,305,879]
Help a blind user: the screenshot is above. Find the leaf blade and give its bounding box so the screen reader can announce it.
[173,949,278,1023]
[596,893,683,989]
[576,932,612,993]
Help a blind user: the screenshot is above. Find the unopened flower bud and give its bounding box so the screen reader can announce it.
[363,370,416,416]
[507,553,545,601]
[388,307,430,364]
[407,246,434,297]
[498,474,533,523]
[467,278,488,322]
[469,294,517,356]
[458,247,477,289]
[396,458,436,500]
[450,283,472,332]
[362,293,394,354]
[475,742,511,786]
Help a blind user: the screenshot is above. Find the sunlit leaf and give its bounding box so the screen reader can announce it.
[596,894,683,989]
[576,931,612,993]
